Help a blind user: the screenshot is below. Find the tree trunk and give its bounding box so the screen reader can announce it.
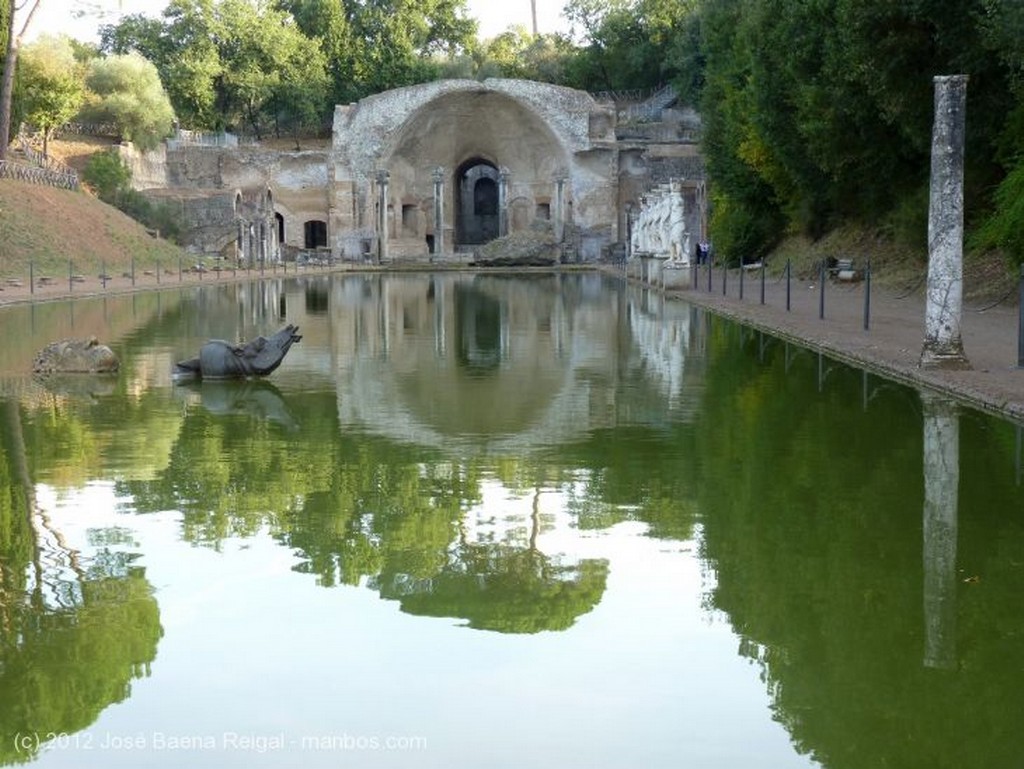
[0,0,43,161]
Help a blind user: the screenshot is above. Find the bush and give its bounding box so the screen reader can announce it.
[709,195,784,265]
[81,149,131,203]
[81,150,182,243]
[973,158,1024,267]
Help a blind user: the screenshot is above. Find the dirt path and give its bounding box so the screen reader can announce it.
[662,264,1024,422]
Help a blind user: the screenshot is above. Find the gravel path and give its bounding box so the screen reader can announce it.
[663,264,1023,422]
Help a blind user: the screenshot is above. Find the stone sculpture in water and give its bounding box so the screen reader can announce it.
[174,324,302,379]
[33,337,120,374]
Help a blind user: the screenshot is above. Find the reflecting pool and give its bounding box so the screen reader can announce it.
[0,273,1022,768]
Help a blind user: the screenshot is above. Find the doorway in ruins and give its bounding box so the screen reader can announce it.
[456,158,500,246]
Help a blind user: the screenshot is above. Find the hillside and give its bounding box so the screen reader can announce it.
[0,177,188,282]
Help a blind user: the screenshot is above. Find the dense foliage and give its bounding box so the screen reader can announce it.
[689,0,1024,263]
[4,0,1024,265]
[82,149,184,242]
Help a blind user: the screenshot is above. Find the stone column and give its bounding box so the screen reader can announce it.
[432,166,445,256]
[498,167,510,237]
[922,392,959,669]
[554,177,566,243]
[376,169,390,265]
[921,75,971,369]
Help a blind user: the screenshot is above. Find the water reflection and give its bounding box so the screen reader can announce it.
[697,320,1024,769]
[0,403,161,764]
[0,275,1022,768]
[921,393,959,670]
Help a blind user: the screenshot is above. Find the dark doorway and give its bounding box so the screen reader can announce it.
[304,220,327,249]
[456,159,500,246]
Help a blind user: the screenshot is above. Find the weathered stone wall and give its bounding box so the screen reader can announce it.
[331,79,620,261]
[124,79,703,265]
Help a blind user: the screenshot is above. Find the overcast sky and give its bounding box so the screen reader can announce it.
[28,0,570,43]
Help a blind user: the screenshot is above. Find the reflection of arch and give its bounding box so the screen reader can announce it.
[456,158,499,246]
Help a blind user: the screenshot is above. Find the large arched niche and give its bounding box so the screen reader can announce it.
[381,88,571,247]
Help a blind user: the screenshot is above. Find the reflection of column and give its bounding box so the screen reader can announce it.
[624,203,633,261]
[498,167,510,237]
[554,177,566,243]
[432,166,445,256]
[922,392,959,670]
[434,277,447,357]
[921,75,971,369]
[376,169,390,264]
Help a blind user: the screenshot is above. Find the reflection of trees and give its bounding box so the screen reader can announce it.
[0,571,162,765]
[388,544,608,633]
[0,400,162,765]
[693,323,1024,769]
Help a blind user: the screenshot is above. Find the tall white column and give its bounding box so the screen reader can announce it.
[921,75,971,369]
[432,166,445,256]
[498,167,510,237]
[376,169,390,265]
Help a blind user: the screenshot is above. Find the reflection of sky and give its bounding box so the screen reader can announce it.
[32,482,817,769]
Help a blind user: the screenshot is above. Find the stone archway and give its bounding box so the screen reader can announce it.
[456,158,500,246]
[330,79,620,261]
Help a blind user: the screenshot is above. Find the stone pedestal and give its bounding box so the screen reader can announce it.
[662,263,690,290]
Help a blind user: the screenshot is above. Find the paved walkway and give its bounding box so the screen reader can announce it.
[664,264,1024,422]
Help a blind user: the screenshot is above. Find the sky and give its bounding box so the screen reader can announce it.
[27,0,571,43]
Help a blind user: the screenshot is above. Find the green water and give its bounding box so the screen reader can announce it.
[0,273,1022,769]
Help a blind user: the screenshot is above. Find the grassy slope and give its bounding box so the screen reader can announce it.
[0,178,187,281]
[766,226,1016,303]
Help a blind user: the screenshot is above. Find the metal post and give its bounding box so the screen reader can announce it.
[68,259,73,293]
[102,261,107,289]
[707,261,712,292]
[760,262,766,305]
[785,259,791,311]
[864,258,872,331]
[739,261,745,300]
[30,262,34,294]
[157,258,161,284]
[131,256,136,286]
[818,261,825,320]
[722,264,727,296]
[179,256,183,282]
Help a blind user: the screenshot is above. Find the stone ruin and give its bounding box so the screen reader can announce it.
[125,79,704,266]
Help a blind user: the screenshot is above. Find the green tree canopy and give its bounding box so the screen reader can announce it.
[16,35,85,156]
[80,51,175,150]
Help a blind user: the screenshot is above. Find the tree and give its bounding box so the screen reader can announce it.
[0,0,43,160]
[17,35,85,156]
[80,51,175,151]
[213,0,329,138]
[283,0,477,103]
